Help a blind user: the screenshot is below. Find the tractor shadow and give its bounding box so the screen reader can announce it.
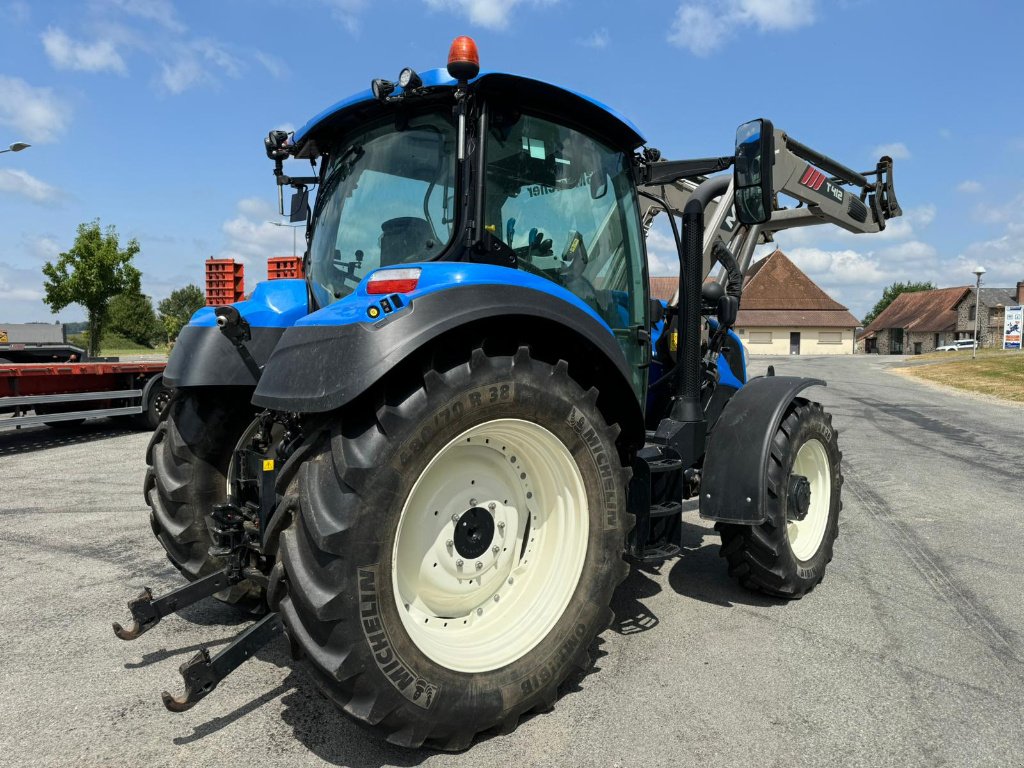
[0,420,139,455]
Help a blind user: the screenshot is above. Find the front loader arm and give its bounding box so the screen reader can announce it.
[637,123,903,302]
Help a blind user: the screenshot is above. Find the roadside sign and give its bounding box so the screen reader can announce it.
[1004,305,1022,349]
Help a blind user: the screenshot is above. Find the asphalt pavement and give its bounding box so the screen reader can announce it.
[1,355,1022,767]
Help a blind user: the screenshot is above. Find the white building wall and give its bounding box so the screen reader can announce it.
[735,327,855,355]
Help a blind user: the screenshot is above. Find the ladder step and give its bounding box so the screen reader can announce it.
[634,543,682,563]
[650,501,682,518]
[648,457,683,474]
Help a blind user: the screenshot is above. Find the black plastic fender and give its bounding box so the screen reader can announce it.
[164,326,286,388]
[252,284,645,449]
[699,375,825,524]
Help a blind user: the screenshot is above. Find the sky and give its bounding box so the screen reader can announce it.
[0,0,1022,324]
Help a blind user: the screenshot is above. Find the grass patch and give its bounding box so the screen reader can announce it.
[903,349,1024,402]
[69,330,169,357]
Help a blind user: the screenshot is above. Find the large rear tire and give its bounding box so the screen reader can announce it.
[716,398,842,598]
[270,346,630,749]
[144,389,262,606]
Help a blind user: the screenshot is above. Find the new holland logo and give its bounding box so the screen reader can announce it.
[799,165,844,205]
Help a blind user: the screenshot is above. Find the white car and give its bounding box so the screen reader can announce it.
[935,339,977,351]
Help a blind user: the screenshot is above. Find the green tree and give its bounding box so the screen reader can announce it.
[863,281,936,326]
[158,284,206,341]
[42,220,141,356]
[107,290,164,346]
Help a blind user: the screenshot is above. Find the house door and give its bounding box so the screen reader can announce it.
[914,342,922,355]
[790,332,800,355]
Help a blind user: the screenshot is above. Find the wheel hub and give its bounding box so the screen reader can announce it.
[787,475,811,521]
[453,507,495,559]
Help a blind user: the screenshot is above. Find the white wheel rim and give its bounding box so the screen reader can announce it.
[787,438,832,561]
[392,418,589,673]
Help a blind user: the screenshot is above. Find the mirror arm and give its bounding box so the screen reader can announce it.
[640,156,734,185]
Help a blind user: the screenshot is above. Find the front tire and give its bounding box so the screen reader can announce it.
[144,389,262,605]
[716,398,842,598]
[271,346,630,749]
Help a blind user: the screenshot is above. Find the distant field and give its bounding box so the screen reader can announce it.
[902,349,1024,402]
[69,330,169,358]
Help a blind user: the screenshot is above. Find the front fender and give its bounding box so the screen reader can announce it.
[699,375,825,524]
[164,279,309,388]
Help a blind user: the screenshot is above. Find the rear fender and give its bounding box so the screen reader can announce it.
[699,375,825,524]
[164,279,309,388]
[252,265,645,450]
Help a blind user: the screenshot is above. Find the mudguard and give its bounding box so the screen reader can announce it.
[252,263,645,448]
[163,280,309,388]
[699,375,825,524]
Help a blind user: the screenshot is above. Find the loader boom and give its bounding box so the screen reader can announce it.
[637,125,902,304]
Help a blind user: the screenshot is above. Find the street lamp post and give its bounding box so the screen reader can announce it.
[0,141,31,154]
[267,221,304,258]
[972,266,986,360]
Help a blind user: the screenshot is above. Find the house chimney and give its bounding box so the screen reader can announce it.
[1016,280,1024,304]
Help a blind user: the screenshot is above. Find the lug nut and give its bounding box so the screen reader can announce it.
[475,561,483,570]
[451,513,460,523]
[493,594,500,602]
[469,498,477,506]
[491,545,500,555]
[476,607,483,616]
[508,577,514,585]
[456,559,464,567]
[497,521,505,530]
[446,539,453,548]
[488,502,496,511]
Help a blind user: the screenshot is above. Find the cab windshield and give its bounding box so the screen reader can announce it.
[482,112,646,336]
[309,112,457,306]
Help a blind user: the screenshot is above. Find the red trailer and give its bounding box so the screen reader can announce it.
[0,360,169,431]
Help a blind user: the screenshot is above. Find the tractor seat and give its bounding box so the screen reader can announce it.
[380,217,436,266]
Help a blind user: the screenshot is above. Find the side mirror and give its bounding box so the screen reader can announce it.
[290,187,310,223]
[733,118,774,225]
[649,298,665,325]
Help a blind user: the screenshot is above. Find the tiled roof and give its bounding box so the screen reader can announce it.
[649,276,678,303]
[952,286,1018,309]
[736,309,859,328]
[741,250,850,310]
[861,286,970,336]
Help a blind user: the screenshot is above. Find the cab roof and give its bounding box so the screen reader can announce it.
[291,68,646,155]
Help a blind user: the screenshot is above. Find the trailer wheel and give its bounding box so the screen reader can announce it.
[716,398,842,598]
[271,347,630,749]
[134,379,172,430]
[144,389,261,606]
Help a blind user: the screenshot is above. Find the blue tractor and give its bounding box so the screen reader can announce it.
[116,36,901,749]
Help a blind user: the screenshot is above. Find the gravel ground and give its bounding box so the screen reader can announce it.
[1,354,1022,767]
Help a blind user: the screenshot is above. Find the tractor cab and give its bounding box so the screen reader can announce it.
[267,39,651,393]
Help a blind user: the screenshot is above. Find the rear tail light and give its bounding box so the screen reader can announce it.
[367,267,421,295]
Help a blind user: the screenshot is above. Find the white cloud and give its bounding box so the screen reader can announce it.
[219,198,305,281]
[957,180,983,194]
[0,169,61,204]
[41,28,127,74]
[104,0,185,32]
[870,142,910,160]
[158,40,245,94]
[668,0,815,55]
[25,235,61,261]
[958,221,1024,287]
[579,28,609,48]
[255,51,288,80]
[319,0,369,33]
[0,260,45,303]
[0,75,71,143]
[646,224,679,276]
[423,0,559,30]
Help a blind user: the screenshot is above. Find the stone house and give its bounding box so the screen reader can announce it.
[951,282,1024,348]
[859,286,969,354]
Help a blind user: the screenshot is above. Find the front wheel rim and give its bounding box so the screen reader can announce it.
[392,418,589,673]
[787,438,832,561]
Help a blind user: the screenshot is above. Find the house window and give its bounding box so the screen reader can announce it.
[749,331,772,344]
[969,304,976,321]
[818,331,842,344]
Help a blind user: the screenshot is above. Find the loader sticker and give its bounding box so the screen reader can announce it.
[0,330,7,343]
[566,407,620,529]
[799,164,844,205]
[358,566,439,709]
